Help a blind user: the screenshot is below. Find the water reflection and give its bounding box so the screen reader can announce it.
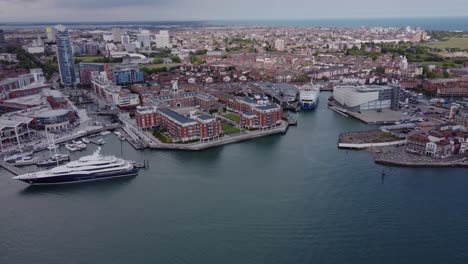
[18,176,135,197]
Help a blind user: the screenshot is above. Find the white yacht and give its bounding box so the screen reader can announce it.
[13,147,138,185]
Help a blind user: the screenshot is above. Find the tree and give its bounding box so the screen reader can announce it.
[375,66,386,74]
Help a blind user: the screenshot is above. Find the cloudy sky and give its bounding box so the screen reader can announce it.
[0,0,467,22]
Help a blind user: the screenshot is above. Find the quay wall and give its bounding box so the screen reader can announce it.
[375,158,468,168]
[149,124,289,151]
[338,140,407,149]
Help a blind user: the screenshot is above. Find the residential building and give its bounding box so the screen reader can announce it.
[0,69,49,99]
[121,34,131,45]
[78,63,111,86]
[135,106,159,129]
[55,25,76,86]
[406,134,430,155]
[112,28,122,43]
[274,39,285,51]
[195,114,222,140]
[91,71,140,108]
[137,30,151,49]
[155,30,170,48]
[45,27,55,42]
[454,112,468,128]
[113,68,144,85]
[158,108,199,142]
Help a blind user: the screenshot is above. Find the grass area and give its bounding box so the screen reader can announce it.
[372,132,402,143]
[427,37,468,50]
[340,130,402,144]
[222,123,241,135]
[223,113,240,123]
[74,56,104,62]
[152,131,173,144]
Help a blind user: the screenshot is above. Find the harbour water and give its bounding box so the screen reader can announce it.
[1,93,467,263]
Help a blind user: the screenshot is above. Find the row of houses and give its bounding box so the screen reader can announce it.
[406,127,467,158]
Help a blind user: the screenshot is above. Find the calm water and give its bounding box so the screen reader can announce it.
[209,17,468,31]
[2,17,468,31]
[1,93,467,264]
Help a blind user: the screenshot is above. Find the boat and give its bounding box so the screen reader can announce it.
[47,145,57,150]
[298,82,320,110]
[114,131,122,137]
[81,137,90,144]
[118,135,126,141]
[72,139,83,144]
[12,147,139,185]
[96,139,105,145]
[12,156,38,167]
[65,143,86,152]
[100,131,111,136]
[4,151,34,162]
[37,154,71,167]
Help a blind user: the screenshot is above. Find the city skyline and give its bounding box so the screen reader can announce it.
[0,0,467,22]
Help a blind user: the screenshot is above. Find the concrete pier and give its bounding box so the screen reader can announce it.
[0,160,24,176]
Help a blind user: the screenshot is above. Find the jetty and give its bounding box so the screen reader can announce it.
[0,159,24,176]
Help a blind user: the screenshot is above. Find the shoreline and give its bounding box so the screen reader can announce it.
[146,123,289,151]
[371,146,468,168]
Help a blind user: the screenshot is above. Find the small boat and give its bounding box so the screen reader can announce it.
[118,135,126,141]
[4,151,34,162]
[47,145,57,150]
[100,131,111,136]
[37,154,71,167]
[96,139,105,145]
[12,156,38,167]
[65,143,86,152]
[114,131,122,137]
[81,137,91,144]
[76,143,87,150]
[72,139,82,144]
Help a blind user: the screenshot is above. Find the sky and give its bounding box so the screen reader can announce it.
[0,0,467,22]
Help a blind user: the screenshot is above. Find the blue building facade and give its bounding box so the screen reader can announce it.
[113,68,144,85]
[55,25,76,86]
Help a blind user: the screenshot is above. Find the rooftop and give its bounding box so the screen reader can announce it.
[158,108,197,125]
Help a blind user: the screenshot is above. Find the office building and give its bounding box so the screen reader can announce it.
[55,25,76,86]
[137,30,151,49]
[112,28,122,43]
[155,30,170,48]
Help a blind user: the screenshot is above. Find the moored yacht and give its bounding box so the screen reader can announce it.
[13,147,138,185]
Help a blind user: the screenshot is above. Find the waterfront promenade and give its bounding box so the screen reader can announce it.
[145,122,289,150]
[374,146,468,168]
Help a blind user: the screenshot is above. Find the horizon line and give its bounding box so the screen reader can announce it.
[1,16,468,24]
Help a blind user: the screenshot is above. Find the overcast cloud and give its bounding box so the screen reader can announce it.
[0,0,467,22]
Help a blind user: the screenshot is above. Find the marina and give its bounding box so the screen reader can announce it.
[1,94,467,264]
